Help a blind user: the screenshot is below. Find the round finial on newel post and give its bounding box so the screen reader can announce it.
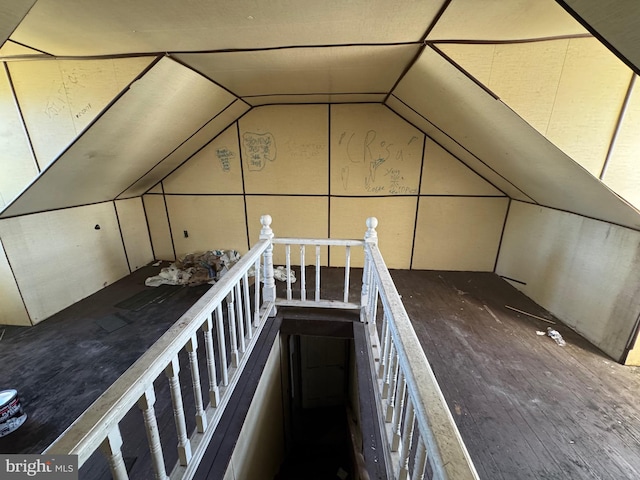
[365,217,378,243]
[260,214,274,239]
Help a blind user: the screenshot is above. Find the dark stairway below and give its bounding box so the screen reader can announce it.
[275,406,353,480]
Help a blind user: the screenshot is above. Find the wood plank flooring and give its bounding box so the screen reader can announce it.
[391,270,640,480]
[0,267,638,479]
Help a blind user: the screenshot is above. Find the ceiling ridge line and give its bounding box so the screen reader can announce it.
[382,0,452,105]
[241,92,387,99]
[428,33,592,46]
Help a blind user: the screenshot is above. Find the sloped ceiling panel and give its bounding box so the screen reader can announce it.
[392,47,640,229]
[118,99,249,198]
[559,0,640,73]
[0,57,238,218]
[10,0,445,56]
[0,1,36,47]
[174,45,420,101]
[428,0,587,40]
[385,98,533,202]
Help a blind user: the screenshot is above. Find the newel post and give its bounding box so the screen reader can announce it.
[260,214,277,317]
[361,217,378,320]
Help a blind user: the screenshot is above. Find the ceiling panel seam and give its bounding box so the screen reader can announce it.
[247,101,385,108]
[3,61,39,173]
[493,197,512,273]
[0,1,38,51]
[241,92,388,99]
[600,74,636,180]
[383,0,452,104]
[511,199,640,234]
[409,135,428,270]
[384,98,534,202]
[112,200,132,273]
[556,0,640,76]
[140,195,156,262]
[0,234,33,325]
[168,54,245,103]
[429,33,591,45]
[428,44,498,100]
[117,99,246,199]
[0,199,115,220]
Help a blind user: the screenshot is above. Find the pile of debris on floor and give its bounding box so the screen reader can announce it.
[145,250,241,287]
[145,250,296,287]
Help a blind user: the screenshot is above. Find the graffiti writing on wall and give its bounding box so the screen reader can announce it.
[243,132,276,171]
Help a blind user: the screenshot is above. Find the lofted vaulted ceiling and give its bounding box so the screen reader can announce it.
[2,0,640,229]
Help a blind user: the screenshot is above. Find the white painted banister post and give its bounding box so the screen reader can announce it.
[165,358,192,466]
[361,217,378,325]
[137,388,168,480]
[99,428,129,480]
[260,214,277,317]
[186,335,207,433]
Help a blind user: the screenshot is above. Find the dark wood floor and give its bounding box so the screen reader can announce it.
[1,267,639,479]
[392,270,640,480]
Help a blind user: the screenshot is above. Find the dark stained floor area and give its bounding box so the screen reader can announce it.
[0,267,639,479]
[392,270,640,480]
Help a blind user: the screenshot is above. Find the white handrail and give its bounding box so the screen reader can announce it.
[364,242,480,480]
[44,216,479,480]
[45,239,271,472]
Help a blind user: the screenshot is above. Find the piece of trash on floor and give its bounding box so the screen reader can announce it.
[547,327,566,346]
[152,260,162,267]
[536,331,546,336]
[505,305,556,324]
[336,467,348,480]
[274,266,296,283]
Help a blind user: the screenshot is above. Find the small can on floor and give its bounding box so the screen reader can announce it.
[0,389,27,437]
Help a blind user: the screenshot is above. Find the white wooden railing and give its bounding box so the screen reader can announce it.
[45,215,478,480]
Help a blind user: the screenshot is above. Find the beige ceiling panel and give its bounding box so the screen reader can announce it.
[437,44,496,86]
[0,40,45,58]
[166,195,248,257]
[9,56,155,169]
[245,94,386,106]
[421,139,503,196]
[330,196,417,269]
[412,196,508,271]
[246,196,329,266]
[562,0,640,73]
[12,0,443,56]
[164,124,243,195]
[0,1,36,47]
[119,99,248,198]
[603,77,640,210]
[176,45,419,98]
[0,66,38,209]
[115,198,154,271]
[487,41,568,134]
[240,105,328,195]
[330,104,423,196]
[546,38,632,176]
[148,185,163,194]
[142,194,174,261]
[0,203,129,323]
[393,48,640,229]
[428,0,587,41]
[0,236,31,326]
[385,97,522,200]
[1,57,236,218]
